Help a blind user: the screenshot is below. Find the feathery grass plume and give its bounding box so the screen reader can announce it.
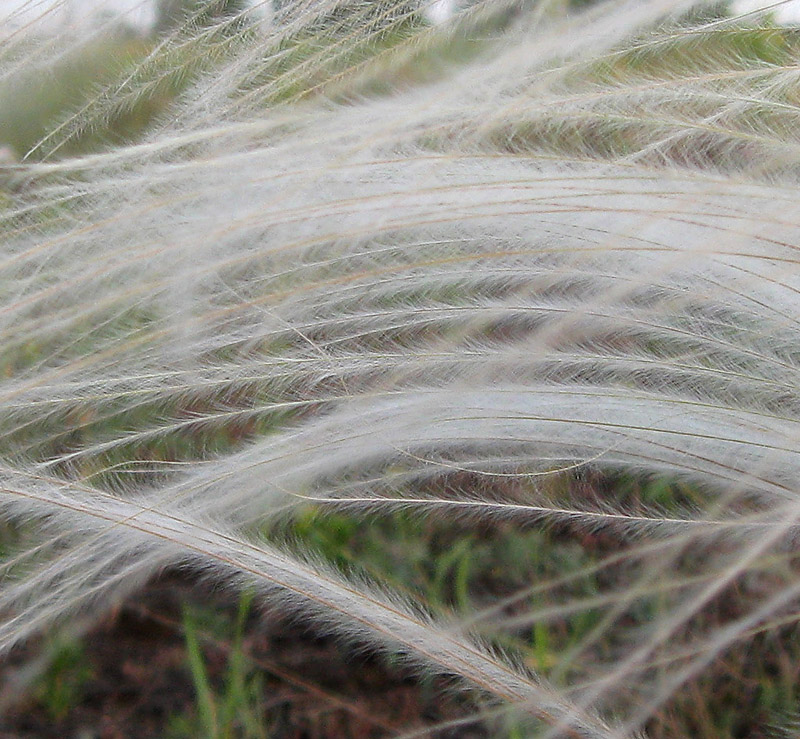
[3,0,800,734]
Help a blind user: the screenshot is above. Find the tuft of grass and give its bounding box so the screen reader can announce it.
[170,590,270,739]
[7,0,800,736]
[34,636,93,722]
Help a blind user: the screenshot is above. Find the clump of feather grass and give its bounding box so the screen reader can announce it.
[3,0,800,735]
